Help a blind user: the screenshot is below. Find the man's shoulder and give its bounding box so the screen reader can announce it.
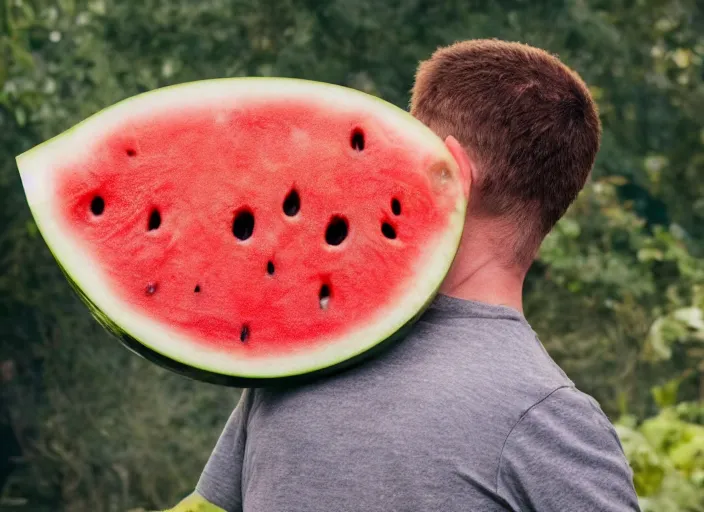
[397,314,582,440]
[411,313,574,402]
[508,385,617,441]
[498,384,626,487]
[496,385,638,510]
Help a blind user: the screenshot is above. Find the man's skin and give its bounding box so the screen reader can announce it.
[440,136,525,311]
[160,134,530,512]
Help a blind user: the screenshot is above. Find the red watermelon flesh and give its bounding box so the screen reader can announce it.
[17,79,467,385]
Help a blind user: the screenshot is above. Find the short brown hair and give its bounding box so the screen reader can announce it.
[411,39,601,263]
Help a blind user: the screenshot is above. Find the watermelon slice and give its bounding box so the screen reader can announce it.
[16,78,467,386]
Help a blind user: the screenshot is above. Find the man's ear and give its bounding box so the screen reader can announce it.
[444,136,474,201]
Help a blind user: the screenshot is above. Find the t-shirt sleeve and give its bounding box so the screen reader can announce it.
[496,386,641,512]
[196,390,251,512]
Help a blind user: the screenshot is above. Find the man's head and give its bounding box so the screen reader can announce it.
[411,39,601,266]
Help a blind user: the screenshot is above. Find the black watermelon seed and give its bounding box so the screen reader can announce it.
[283,189,301,216]
[148,209,161,230]
[319,283,331,310]
[90,196,105,216]
[325,216,348,246]
[391,198,401,215]
[381,222,397,239]
[351,128,365,151]
[233,210,255,240]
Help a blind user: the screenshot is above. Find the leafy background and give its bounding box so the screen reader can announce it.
[1,0,703,510]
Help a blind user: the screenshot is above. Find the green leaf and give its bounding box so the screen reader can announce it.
[14,106,26,126]
[638,248,664,262]
[651,380,681,409]
[673,307,704,332]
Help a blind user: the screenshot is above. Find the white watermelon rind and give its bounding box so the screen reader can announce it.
[16,78,467,384]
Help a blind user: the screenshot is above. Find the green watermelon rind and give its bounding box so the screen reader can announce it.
[16,77,467,385]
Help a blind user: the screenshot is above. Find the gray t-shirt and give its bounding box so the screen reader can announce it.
[196,295,640,512]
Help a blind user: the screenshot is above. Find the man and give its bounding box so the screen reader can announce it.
[167,40,640,512]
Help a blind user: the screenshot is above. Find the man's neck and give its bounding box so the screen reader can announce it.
[439,223,527,314]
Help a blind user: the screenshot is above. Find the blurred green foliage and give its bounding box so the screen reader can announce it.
[0,0,703,510]
[617,400,704,511]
